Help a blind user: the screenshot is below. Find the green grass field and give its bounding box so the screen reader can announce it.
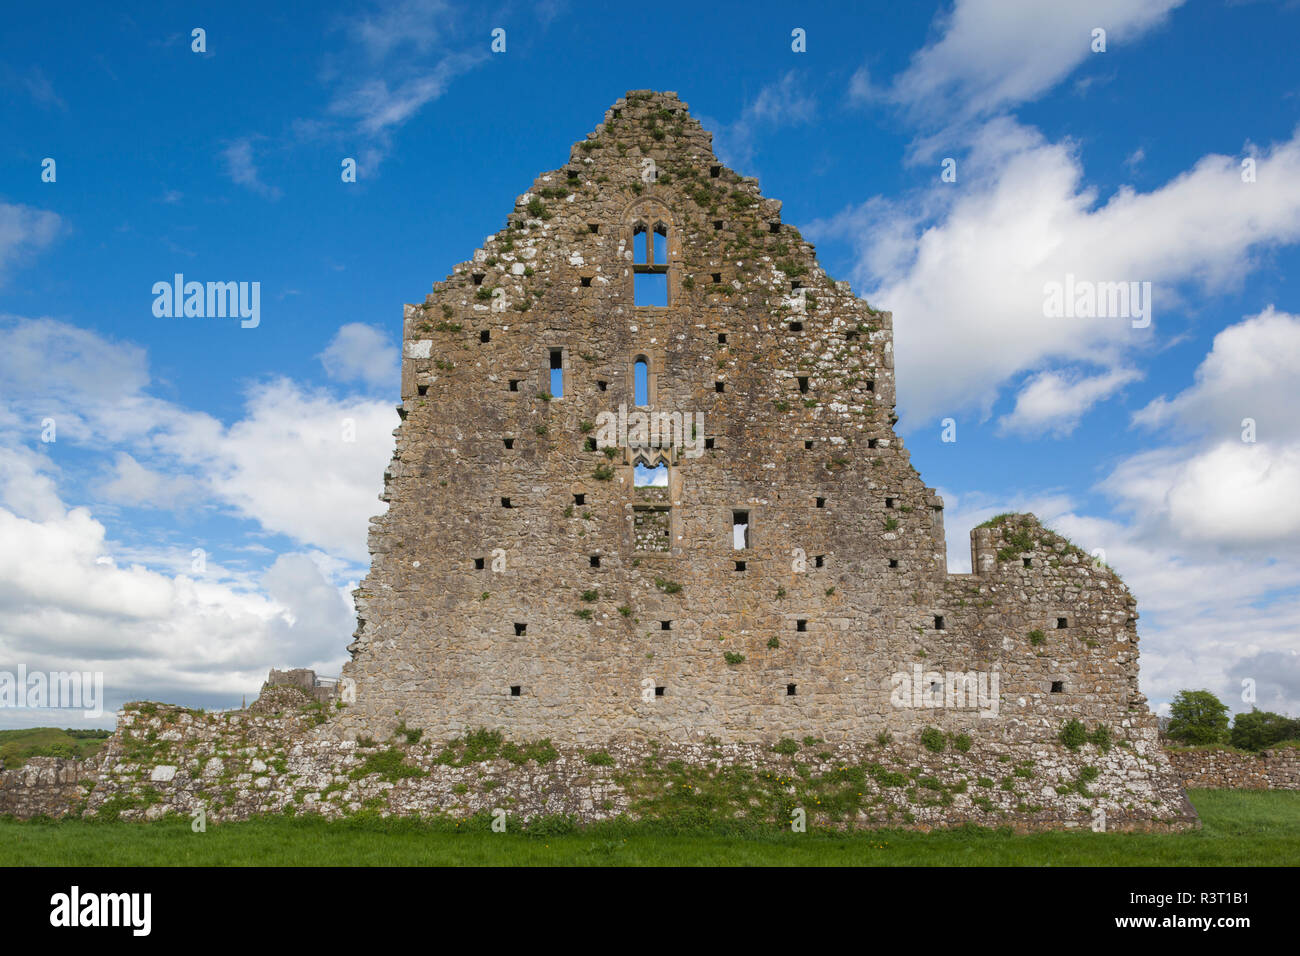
[1,789,1296,866]
[0,728,110,769]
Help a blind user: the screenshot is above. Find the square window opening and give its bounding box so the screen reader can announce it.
[474,557,485,570]
[501,497,512,508]
[786,683,797,696]
[734,560,747,572]
[590,555,600,568]
[796,619,807,632]
[661,620,672,631]
[514,623,526,636]
[655,686,665,697]
[1057,617,1069,629]
[510,685,521,696]
[634,271,668,307]
[816,497,826,509]
[480,330,490,343]
[1051,681,1064,694]
[934,615,945,630]
[417,384,429,396]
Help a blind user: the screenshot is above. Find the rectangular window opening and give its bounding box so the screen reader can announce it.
[472,273,485,286]
[710,165,721,178]
[734,560,747,572]
[796,619,807,632]
[501,497,512,508]
[474,558,485,570]
[885,497,896,509]
[804,440,814,450]
[732,510,750,549]
[718,332,727,344]
[934,615,946,630]
[715,381,725,393]
[514,623,526,636]
[1023,557,1032,568]
[509,379,520,392]
[549,349,564,397]
[1050,681,1064,694]
[503,438,515,449]
[867,438,878,449]
[574,493,585,505]
[660,620,672,631]
[797,376,809,393]
[704,438,715,450]
[816,497,826,509]
[814,554,824,568]
[634,272,668,307]
[655,686,665,697]
[889,558,899,569]
[1057,617,1069,629]
[581,276,592,287]
[480,330,490,343]
[510,685,521,696]
[417,384,429,396]
[786,683,797,696]
[590,555,600,568]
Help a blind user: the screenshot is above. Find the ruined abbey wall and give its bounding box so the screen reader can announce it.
[336,92,1163,778]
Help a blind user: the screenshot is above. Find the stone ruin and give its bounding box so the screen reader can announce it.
[330,89,1194,822]
[0,91,1200,831]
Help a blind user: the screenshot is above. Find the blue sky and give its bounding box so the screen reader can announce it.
[2,0,1299,727]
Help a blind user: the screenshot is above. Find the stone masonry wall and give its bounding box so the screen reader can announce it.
[1166,746,1300,790]
[0,702,1197,832]
[336,90,1172,817]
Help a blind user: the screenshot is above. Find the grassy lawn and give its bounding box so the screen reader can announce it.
[0,728,110,769]
[1,789,1296,866]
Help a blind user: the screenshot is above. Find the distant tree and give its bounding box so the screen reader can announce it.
[1166,690,1230,746]
[1230,709,1300,751]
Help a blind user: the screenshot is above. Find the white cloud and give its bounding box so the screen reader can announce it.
[220,137,281,199]
[1134,307,1300,440]
[318,322,399,388]
[999,366,1141,436]
[807,121,1300,430]
[0,202,61,284]
[702,72,817,172]
[883,0,1184,125]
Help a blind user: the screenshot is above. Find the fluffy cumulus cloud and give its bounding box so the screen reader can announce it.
[808,121,1300,430]
[0,201,62,284]
[0,316,396,723]
[318,322,399,388]
[876,0,1185,130]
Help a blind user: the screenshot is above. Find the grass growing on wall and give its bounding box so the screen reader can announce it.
[0,791,1294,867]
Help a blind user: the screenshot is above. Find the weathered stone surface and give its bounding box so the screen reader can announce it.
[1168,746,1300,790]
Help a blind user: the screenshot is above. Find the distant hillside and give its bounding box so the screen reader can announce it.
[0,728,112,769]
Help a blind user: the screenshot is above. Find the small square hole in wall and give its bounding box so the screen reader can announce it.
[718,332,727,344]
[715,381,725,393]
[804,440,814,450]
[814,554,825,568]
[711,272,722,283]
[474,557,485,570]
[734,560,747,572]
[710,165,721,178]
[514,623,526,636]
[1057,617,1069,629]
[574,493,585,505]
[889,559,899,569]
[816,497,826,509]
[786,683,797,696]
[590,555,600,568]
[713,220,724,231]
[597,380,608,392]
[503,438,515,449]
[655,686,665,697]
[588,223,599,233]
[796,619,807,632]
[1050,681,1064,694]
[867,438,878,449]
[845,330,859,341]
[886,497,896,509]
[510,685,521,696]
[501,497,513,508]
[472,273,485,286]
[509,380,520,392]
[417,384,429,396]
[789,321,804,332]
[797,377,809,393]
[791,280,803,292]
[481,330,491,343]
[581,276,592,287]
[568,168,579,180]
[584,437,597,451]
[934,615,945,630]
[704,438,715,450]
[770,222,781,234]
[866,380,876,392]
[1023,557,1032,568]
[661,620,672,631]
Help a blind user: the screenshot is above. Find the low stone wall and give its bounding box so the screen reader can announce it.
[0,702,1198,832]
[0,756,98,818]
[1166,746,1300,790]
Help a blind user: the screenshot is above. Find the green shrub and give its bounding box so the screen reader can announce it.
[920,727,946,753]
